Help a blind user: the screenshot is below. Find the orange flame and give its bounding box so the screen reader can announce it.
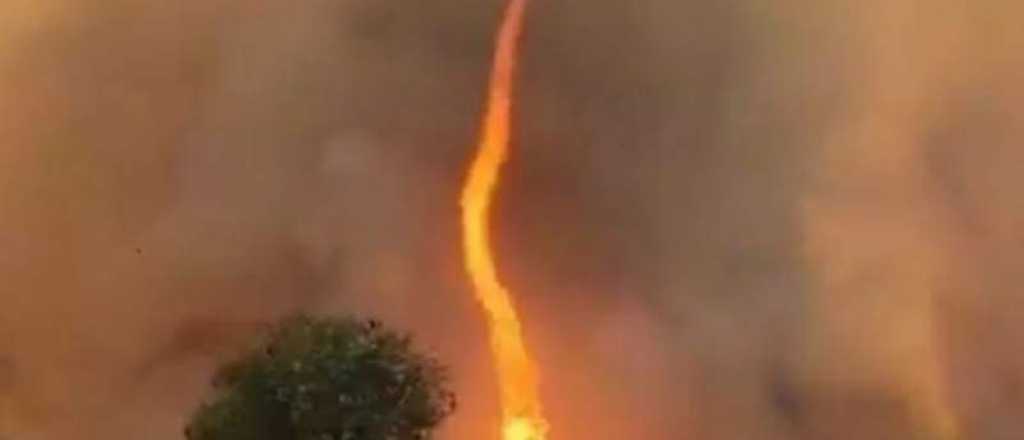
[460,1,548,440]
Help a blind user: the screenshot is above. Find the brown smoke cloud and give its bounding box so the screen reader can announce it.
[1,1,1022,439]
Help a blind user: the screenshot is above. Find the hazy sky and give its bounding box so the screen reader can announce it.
[1,1,1022,439]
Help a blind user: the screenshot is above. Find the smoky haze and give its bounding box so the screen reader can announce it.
[1,1,1021,439]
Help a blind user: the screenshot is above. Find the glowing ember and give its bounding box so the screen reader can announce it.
[459,0,548,439]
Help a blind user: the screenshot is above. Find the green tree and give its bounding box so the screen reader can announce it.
[185,315,456,440]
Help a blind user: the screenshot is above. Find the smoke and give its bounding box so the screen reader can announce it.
[1,1,1021,439]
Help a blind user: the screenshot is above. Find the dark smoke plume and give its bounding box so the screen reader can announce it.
[1,1,1022,439]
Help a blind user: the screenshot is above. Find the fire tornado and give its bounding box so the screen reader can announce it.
[459,1,548,440]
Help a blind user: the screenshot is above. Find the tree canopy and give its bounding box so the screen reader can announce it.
[185,315,456,440]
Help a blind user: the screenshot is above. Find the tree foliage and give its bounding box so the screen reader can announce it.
[186,315,456,440]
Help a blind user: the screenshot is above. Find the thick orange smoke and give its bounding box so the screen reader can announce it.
[460,1,548,440]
